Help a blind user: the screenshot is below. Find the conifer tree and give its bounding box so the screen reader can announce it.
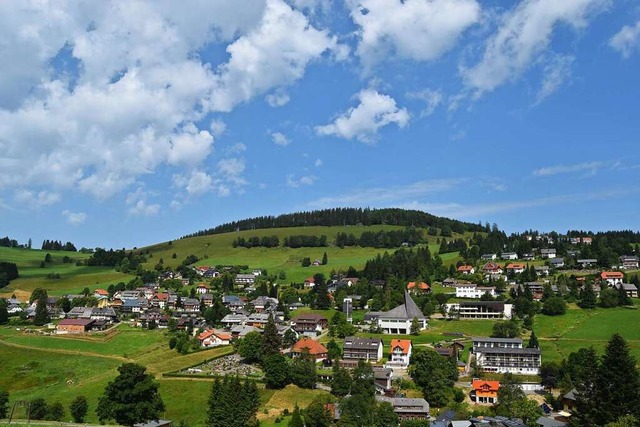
[262,314,282,358]
[527,330,539,349]
[34,293,50,326]
[288,403,304,427]
[579,283,597,309]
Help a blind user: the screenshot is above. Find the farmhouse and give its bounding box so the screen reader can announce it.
[620,255,639,269]
[482,263,503,275]
[501,252,518,260]
[577,259,598,268]
[457,265,475,275]
[290,313,328,336]
[614,282,638,298]
[601,271,624,286]
[197,329,231,348]
[473,337,541,375]
[534,265,550,276]
[376,291,427,334]
[290,337,328,362]
[481,254,497,261]
[548,258,565,268]
[540,248,556,259]
[505,263,526,274]
[57,318,95,334]
[406,281,430,294]
[342,336,383,362]
[235,274,256,285]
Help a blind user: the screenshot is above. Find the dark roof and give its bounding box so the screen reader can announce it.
[59,319,94,326]
[343,336,382,351]
[476,347,541,355]
[378,291,425,320]
[460,301,505,310]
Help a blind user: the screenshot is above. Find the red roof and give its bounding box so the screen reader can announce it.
[390,339,412,355]
[483,262,502,271]
[457,265,474,272]
[291,337,328,355]
[94,289,108,296]
[407,281,430,290]
[198,329,231,341]
[59,319,94,327]
[472,380,500,393]
[506,263,525,269]
[601,272,624,279]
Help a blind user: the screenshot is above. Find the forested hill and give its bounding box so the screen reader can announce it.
[182,208,486,239]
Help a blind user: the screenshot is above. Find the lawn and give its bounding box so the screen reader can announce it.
[257,384,331,424]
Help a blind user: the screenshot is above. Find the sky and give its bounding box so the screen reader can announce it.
[1,0,639,249]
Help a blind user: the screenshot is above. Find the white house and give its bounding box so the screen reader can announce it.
[505,263,526,274]
[472,337,541,375]
[455,284,496,299]
[501,252,518,260]
[600,271,624,286]
[457,265,475,275]
[386,339,412,369]
[197,329,231,348]
[540,249,556,259]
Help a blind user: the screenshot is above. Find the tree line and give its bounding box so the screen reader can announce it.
[0,262,19,289]
[41,239,77,251]
[336,228,423,248]
[182,207,486,239]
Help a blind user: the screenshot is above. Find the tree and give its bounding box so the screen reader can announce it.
[290,350,317,389]
[97,363,165,426]
[262,314,282,358]
[542,297,567,315]
[496,373,542,425]
[263,354,290,389]
[579,284,597,309]
[29,287,48,304]
[44,253,52,263]
[596,334,640,425]
[237,332,263,364]
[527,330,539,349]
[304,396,333,427]
[34,293,50,326]
[0,299,8,325]
[599,287,619,308]
[0,389,9,419]
[282,328,298,348]
[47,401,65,421]
[70,395,88,423]
[410,316,421,335]
[322,252,328,265]
[351,360,375,398]
[409,348,457,407]
[330,365,352,397]
[491,319,520,338]
[375,401,399,427]
[207,376,259,427]
[29,398,48,420]
[289,403,304,427]
[606,415,639,427]
[337,394,376,426]
[571,347,600,426]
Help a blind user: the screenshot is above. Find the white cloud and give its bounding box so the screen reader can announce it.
[610,20,640,58]
[14,190,61,208]
[461,0,608,97]
[315,89,410,143]
[209,119,227,137]
[287,174,318,187]
[126,188,160,217]
[535,54,574,104]
[271,132,291,146]
[208,0,342,112]
[62,210,87,225]
[308,179,464,208]
[265,90,291,107]
[407,89,443,117]
[184,170,214,196]
[228,143,247,154]
[314,158,323,167]
[349,0,481,70]
[533,161,604,176]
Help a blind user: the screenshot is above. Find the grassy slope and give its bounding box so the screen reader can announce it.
[0,247,133,299]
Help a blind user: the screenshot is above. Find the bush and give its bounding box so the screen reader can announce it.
[542,297,567,316]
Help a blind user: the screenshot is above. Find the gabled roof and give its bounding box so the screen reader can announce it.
[378,291,425,320]
[601,271,624,279]
[472,380,500,392]
[390,339,412,355]
[292,337,328,355]
[407,281,430,290]
[457,265,474,271]
[506,263,525,269]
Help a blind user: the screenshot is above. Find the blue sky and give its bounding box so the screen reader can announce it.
[1,0,639,249]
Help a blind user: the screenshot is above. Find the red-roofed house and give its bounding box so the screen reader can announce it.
[388,339,412,368]
[407,282,430,294]
[505,263,526,274]
[291,337,328,362]
[457,265,475,275]
[304,277,315,289]
[93,289,109,298]
[57,319,95,334]
[197,329,231,348]
[601,271,624,286]
[196,283,209,294]
[472,380,500,404]
[482,263,503,274]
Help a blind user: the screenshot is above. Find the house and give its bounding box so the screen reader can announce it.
[67,306,92,319]
[561,389,577,412]
[93,289,109,298]
[230,324,259,340]
[446,301,513,320]
[376,291,427,334]
[90,307,117,322]
[374,396,430,422]
[577,259,598,268]
[472,380,500,404]
[182,298,201,312]
[342,336,383,362]
[304,277,315,289]
[481,254,497,261]
[201,293,214,307]
[221,313,248,328]
[601,271,624,286]
[505,263,526,274]
[501,252,518,260]
[290,313,328,336]
[387,339,412,368]
[406,281,430,294]
[195,284,209,294]
[373,367,393,393]
[534,266,550,276]
[455,283,496,299]
[235,274,256,285]
[246,313,281,328]
[540,249,556,259]
[582,237,593,245]
[620,255,639,269]
[290,337,328,361]
[222,295,245,312]
[250,296,278,313]
[57,318,95,334]
[116,290,144,300]
[522,253,535,261]
[482,263,503,275]
[197,329,231,347]
[614,282,638,298]
[473,337,541,375]
[457,265,475,275]
[134,420,173,427]
[548,258,565,268]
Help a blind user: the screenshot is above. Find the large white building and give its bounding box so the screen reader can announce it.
[473,337,541,375]
[446,301,513,320]
[376,291,427,334]
[454,283,496,299]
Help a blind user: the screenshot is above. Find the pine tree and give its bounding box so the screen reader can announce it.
[579,283,597,309]
[34,294,50,326]
[596,334,640,425]
[527,330,539,349]
[262,314,282,358]
[573,347,602,427]
[288,403,304,427]
[410,316,421,335]
[322,252,328,265]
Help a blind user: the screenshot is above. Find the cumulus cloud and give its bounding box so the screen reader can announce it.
[349,0,481,70]
[610,20,640,58]
[14,190,61,208]
[314,158,323,167]
[126,188,160,217]
[461,0,608,97]
[315,89,410,143]
[265,89,291,107]
[62,210,87,225]
[208,0,342,112]
[271,132,291,146]
[287,174,317,187]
